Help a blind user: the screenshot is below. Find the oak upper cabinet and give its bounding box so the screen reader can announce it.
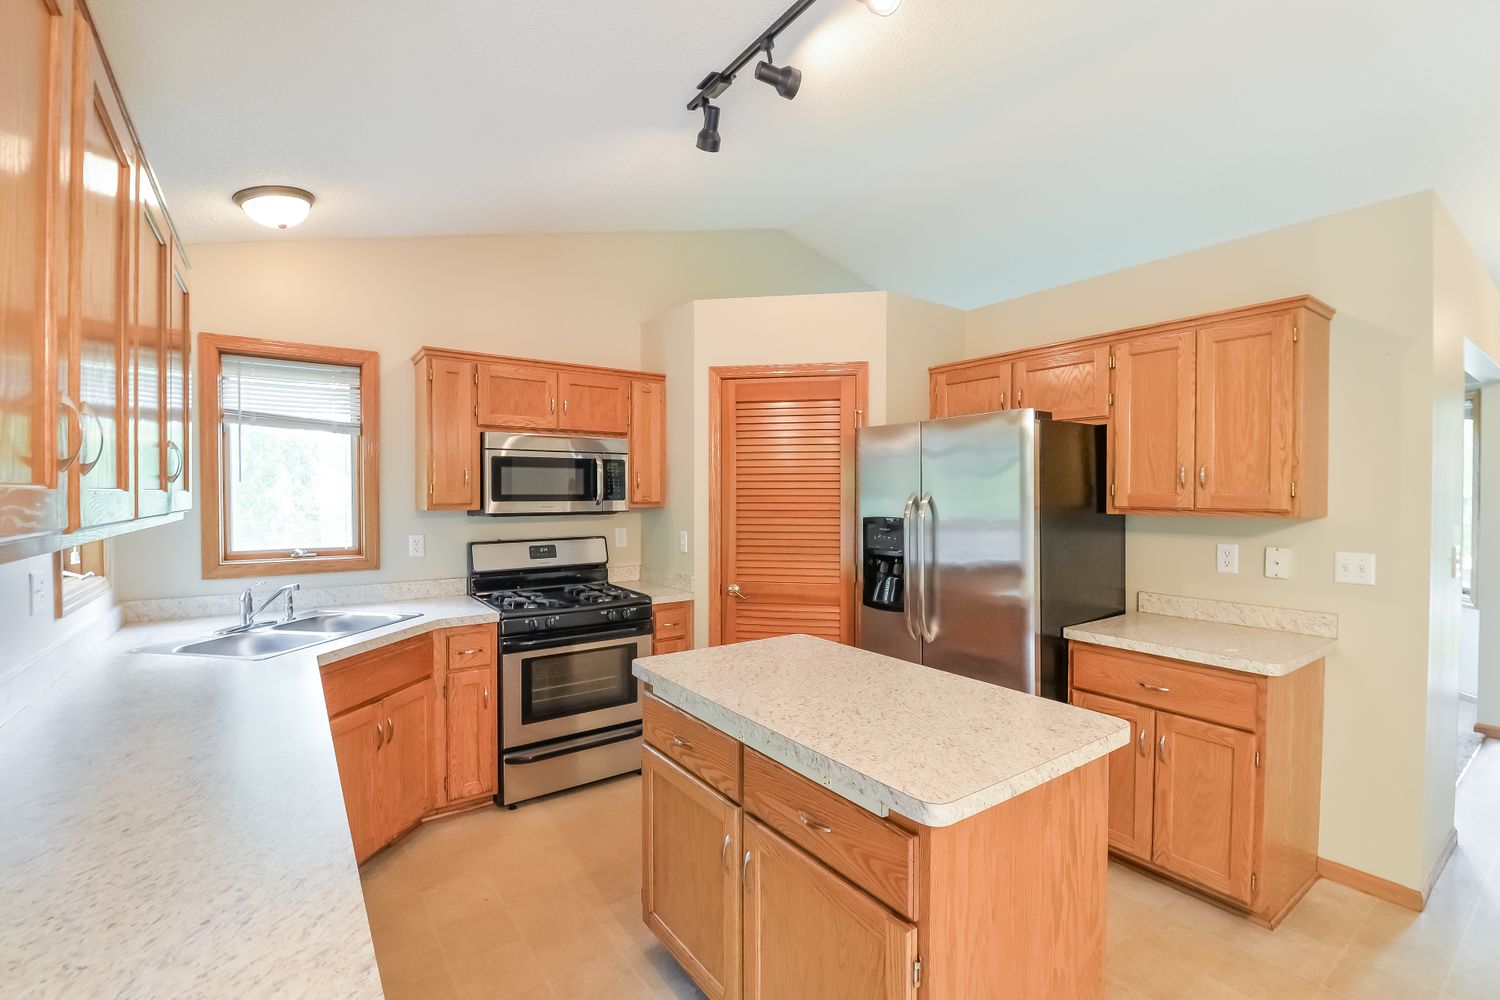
[68,14,135,531]
[629,378,665,506]
[743,817,917,1000]
[1014,344,1110,422]
[419,356,478,510]
[930,360,1012,419]
[445,663,497,802]
[133,171,170,518]
[558,369,630,436]
[1073,691,1154,862]
[1109,331,1196,512]
[643,746,742,1000]
[478,360,557,429]
[1193,312,1297,514]
[0,0,70,558]
[1152,712,1257,903]
[164,243,191,511]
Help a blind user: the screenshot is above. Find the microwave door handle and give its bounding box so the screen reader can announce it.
[596,457,606,506]
[901,493,919,641]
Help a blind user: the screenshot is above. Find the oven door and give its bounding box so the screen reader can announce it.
[501,628,650,748]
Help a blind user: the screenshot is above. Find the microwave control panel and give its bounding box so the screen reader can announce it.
[603,459,628,501]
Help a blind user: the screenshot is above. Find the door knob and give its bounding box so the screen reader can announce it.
[727,583,749,601]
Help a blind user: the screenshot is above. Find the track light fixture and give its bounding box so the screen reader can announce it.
[686,0,896,152]
[697,104,723,153]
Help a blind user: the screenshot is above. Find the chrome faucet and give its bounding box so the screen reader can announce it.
[217,581,301,635]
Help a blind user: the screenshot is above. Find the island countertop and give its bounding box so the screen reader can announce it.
[0,596,496,999]
[632,634,1130,828]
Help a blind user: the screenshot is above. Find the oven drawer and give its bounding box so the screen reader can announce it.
[644,695,740,801]
[1071,643,1260,732]
[444,626,494,671]
[743,748,917,920]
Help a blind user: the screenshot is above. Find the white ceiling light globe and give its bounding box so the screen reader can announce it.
[860,0,901,14]
[232,186,315,230]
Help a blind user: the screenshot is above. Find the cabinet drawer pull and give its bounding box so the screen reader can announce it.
[721,833,731,871]
[1158,734,1167,762]
[387,716,395,742]
[1139,682,1171,693]
[456,648,481,656]
[798,811,833,834]
[672,735,694,750]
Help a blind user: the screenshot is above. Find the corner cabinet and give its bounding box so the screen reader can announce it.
[928,296,1332,519]
[1,0,194,564]
[1068,641,1324,927]
[412,348,668,512]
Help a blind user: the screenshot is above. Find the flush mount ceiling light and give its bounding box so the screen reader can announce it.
[232,185,315,230]
[686,0,898,152]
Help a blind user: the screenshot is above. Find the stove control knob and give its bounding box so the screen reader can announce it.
[545,615,560,627]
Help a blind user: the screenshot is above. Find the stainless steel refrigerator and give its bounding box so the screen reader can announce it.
[857,410,1124,700]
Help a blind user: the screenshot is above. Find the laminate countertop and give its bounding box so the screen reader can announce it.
[1064,612,1336,676]
[633,634,1130,827]
[0,596,497,999]
[627,582,694,605]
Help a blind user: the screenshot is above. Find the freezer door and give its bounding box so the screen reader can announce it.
[856,421,922,663]
[917,411,1038,692]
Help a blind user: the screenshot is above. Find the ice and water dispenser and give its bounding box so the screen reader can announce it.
[861,517,905,612]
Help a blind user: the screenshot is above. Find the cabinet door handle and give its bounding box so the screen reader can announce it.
[1199,466,1207,487]
[375,721,385,747]
[463,467,470,485]
[56,396,85,472]
[1139,682,1171,693]
[1178,465,1186,489]
[483,686,490,708]
[798,811,833,834]
[635,470,641,488]
[563,399,569,416]
[721,833,731,871]
[1016,390,1023,406]
[672,735,694,750]
[550,397,556,414]
[999,392,1006,409]
[166,441,184,484]
[387,716,395,743]
[1158,734,1167,762]
[742,850,752,879]
[1137,727,1147,756]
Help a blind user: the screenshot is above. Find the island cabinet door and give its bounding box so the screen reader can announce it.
[329,703,385,863]
[1073,691,1155,862]
[1152,712,1257,904]
[642,746,742,1000]
[743,819,916,1000]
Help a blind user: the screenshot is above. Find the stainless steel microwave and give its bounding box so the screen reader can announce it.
[479,433,628,515]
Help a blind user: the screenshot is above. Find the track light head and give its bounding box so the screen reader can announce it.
[754,59,802,100]
[859,0,901,14]
[697,103,722,153]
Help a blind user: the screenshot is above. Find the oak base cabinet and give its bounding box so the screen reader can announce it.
[1068,641,1325,927]
[651,600,694,655]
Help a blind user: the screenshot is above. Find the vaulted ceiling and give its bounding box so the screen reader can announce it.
[91,0,1500,308]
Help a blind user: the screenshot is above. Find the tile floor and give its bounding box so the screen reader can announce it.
[361,739,1500,999]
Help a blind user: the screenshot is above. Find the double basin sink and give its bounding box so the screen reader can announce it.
[130,611,424,661]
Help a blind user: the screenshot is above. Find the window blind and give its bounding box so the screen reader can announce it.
[220,354,361,434]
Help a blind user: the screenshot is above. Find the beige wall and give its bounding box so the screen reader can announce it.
[112,231,868,600]
[963,193,1453,890]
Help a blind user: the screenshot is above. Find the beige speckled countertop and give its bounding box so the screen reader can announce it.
[1064,612,1336,676]
[0,596,496,999]
[633,634,1129,827]
[628,582,694,605]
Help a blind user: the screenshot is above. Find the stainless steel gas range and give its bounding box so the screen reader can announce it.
[468,536,650,806]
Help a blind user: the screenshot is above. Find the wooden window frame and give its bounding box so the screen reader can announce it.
[198,333,381,579]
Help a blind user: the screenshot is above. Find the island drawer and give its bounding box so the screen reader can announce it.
[743,748,917,920]
[1071,643,1260,732]
[443,626,494,671]
[322,634,434,718]
[643,695,741,801]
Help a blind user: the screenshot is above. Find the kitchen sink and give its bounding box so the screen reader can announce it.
[129,610,424,660]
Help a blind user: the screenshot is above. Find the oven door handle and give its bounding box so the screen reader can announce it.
[503,625,651,652]
[503,724,643,765]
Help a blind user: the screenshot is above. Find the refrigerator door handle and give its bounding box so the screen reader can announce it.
[917,493,938,643]
[901,493,920,641]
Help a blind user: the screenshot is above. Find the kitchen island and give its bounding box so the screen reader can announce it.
[632,633,1131,1000]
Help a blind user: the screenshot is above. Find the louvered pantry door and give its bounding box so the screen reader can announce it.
[719,374,859,645]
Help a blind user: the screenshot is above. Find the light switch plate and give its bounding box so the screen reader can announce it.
[28,570,46,616]
[1335,552,1376,585]
[1264,546,1292,579]
[614,527,628,548]
[1217,544,1239,574]
[679,531,689,554]
[407,534,425,558]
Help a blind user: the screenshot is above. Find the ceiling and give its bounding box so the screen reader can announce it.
[91,0,1500,309]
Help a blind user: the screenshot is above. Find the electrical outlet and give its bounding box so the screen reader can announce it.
[614,527,628,548]
[1264,546,1293,579]
[407,534,425,558]
[679,531,689,554]
[1217,544,1239,574]
[1334,552,1376,585]
[28,571,46,616]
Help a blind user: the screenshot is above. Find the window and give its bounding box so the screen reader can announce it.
[200,334,380,579]
[1462,389,1480,606]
